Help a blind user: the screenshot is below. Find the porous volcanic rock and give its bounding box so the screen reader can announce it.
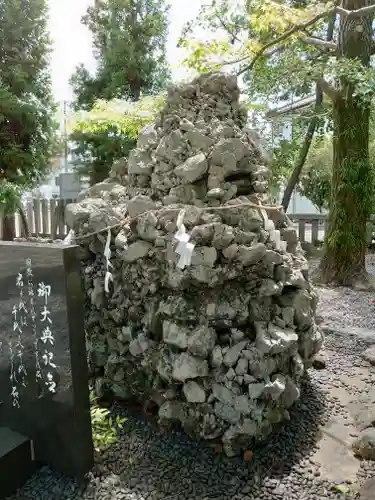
[66,72,323,456]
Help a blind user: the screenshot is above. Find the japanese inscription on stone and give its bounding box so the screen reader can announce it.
[9,258,58,406]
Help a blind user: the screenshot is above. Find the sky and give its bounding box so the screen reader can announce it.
[48,0,205,102]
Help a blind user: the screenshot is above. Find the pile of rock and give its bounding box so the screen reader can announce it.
[109,71,270,206]
[66,72,323,456]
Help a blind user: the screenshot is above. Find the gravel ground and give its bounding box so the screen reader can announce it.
[8,256,375,500]
[313,253,375,330]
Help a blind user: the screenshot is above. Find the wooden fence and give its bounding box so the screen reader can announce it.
[290,214,375,245]
[0,198,74,240]
[0,201,373,244]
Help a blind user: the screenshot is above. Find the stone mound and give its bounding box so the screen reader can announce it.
[66,72,323,456]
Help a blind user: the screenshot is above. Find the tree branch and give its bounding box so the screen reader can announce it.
[215,14,242,44]
[337,5,375,18]
[236,3,375,76]
[316,77,339,101]
[301,37,337,51]
[222,45,284,67]
[237,9,335,76]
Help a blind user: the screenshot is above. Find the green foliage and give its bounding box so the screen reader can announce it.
[299,140,331,212]
[90,391,127,452]
[180,0,375,105]
[69,96,164,183]
[326,157,374,259]
[0,0,57,191]
[71,0,171,110]
[0,181,22,216]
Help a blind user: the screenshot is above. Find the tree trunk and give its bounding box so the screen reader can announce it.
[319,0,374,287]
[18,206,29,238]
[2,215,15,241]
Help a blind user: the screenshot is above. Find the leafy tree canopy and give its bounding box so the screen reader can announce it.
[0,0,57,191]
[70,0,171,110]
[69,95,165,184]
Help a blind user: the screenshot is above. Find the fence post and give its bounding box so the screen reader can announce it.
[40,199,49,236]
[57,199,66,239]
[311,219,319,245]
[33,198,41,237]
[298,219,306,243]
[50,199,57,239]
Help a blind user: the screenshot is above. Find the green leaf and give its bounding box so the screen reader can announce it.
[332,484,350,495]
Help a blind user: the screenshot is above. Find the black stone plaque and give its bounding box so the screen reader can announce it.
[0,242,93,479]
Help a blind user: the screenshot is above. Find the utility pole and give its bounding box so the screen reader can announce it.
[63,100,68,172]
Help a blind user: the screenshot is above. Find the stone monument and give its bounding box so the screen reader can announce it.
[0,243,94,496]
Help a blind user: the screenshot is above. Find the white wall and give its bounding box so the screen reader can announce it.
[287,192,325,215]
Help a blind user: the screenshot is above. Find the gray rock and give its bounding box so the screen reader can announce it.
[348,387,375,431]
[121,241,152,263]
[358,478,375,500]
[172,353,209,382]
[186,130,214,152]
[361,346,375,365]
[248,382,266,399]
[65,198,120,232]
[158,401,183,421]
[183,380,206,403]
[114,230,128,250]
[162,321,189,349]
[237,243,267,266]
[191,246,217,267]
[223,341,247,367]
[129,334,150,357]
[234,395,251,414]
[210,345,223,367]
[353,428,375,460]
[137,123,158,148]
[212,383,235,405]
[235,357,248,375]
[312,351,328,369]
[128,149,153,175]
[187,325,217,358]
[211,138,247,165]
[214,401,241,425]
[264,374,286,401]
[281,378,300,408]
[127,195,157,218]
[175,152,208,184]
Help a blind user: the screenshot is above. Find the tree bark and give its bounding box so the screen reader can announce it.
[18,206,29,238]
[319,0,374,287]
[2,215,15,241]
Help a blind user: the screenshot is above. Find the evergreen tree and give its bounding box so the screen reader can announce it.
[70,0,171,110]
[0,0,56,189]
